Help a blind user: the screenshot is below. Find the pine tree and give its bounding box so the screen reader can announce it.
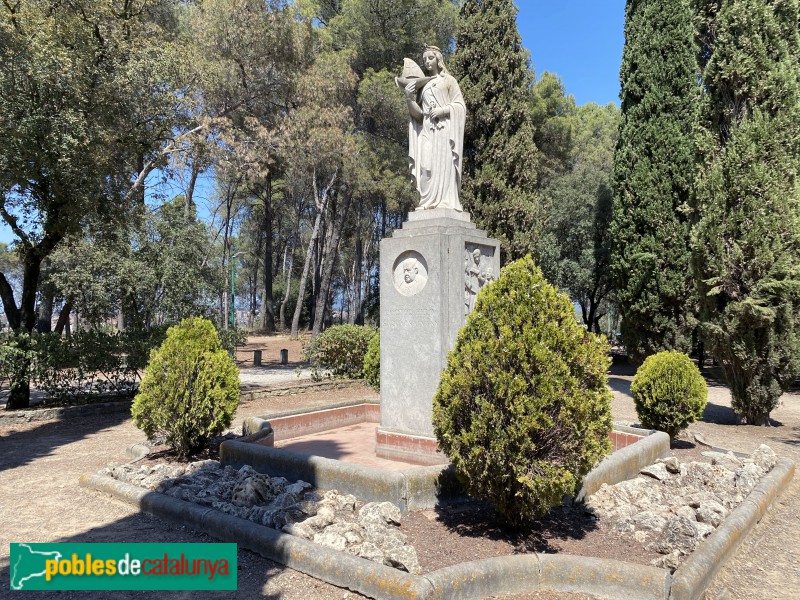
[449,0,540,261]
[611,0,700,365]
[692,0,800,425]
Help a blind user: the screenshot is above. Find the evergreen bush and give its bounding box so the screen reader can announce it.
[131,317,239,457]
[305,324,377,379]
[433,256,613,526]
[631,351,707,439]
[362,332,380,390]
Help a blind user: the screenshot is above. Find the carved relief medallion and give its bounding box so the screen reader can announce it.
[393,251,428,297]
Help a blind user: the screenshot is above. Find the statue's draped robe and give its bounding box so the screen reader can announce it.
[408,74,466,211]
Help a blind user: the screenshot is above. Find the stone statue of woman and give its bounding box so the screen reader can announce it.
[397,46,466,211]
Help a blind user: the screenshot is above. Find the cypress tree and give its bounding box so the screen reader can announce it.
[611,0,700,365]
[692,0,800,425]
[449,0,541,261]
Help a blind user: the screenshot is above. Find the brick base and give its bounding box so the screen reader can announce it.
[374,428,449,466]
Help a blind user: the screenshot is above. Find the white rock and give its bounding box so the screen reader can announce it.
[359,502,402,527]
[640,463,671,481]
[384,546,421,574]
[633,511,667,532]
[658,457,681,474]
[314,531,347,552]
[751,445,778,472]
[735,463,764,494]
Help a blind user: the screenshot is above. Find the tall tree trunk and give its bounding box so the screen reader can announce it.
[350,226,363,325]
[0,272,20,330]
[312,191,352,338]
[36,293,54,333]
[279,234,296,331]
[291,170,336,340]
[260,174,275,333]
[185,160,200,221]
[55,299,73,335]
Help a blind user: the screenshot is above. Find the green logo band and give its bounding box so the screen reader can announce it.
[9,543,237,590]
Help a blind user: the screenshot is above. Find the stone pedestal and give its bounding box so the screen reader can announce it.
[376,208,500,465]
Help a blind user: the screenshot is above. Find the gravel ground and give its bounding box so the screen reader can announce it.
[1,338,798,599]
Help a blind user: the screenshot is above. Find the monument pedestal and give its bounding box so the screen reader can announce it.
[376,208,500,465]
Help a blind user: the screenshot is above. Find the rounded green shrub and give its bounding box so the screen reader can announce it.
[433,256,613,526]
[306,324,377,379]
[131,317,239,457]
[631,350,707,439]
[362,332,380,390]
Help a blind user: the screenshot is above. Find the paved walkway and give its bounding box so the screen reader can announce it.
[276,422,413,471]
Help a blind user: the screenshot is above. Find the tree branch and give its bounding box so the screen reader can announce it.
[0,197,31,247]
[0,271,20,329]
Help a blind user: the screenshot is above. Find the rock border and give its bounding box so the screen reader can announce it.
[669,457,795,600]
[79,472,669,600]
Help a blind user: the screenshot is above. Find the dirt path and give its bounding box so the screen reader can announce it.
[1,349,798,599]
[0,383,378,599]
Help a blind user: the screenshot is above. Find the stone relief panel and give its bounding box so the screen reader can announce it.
[393,251,428,297]
[464,244,496,316]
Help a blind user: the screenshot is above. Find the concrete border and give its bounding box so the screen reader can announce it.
[669,457,796,600]
[220,438,462,512]
[0,397,133,424]
[80,472,670,600]
[227,420,668,511]
[577,430,671,501]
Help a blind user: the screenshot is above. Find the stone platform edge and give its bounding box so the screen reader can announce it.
[669,457,796,600]
[234,415,668,509]
[79,472,669,600]
[220,436,460,512]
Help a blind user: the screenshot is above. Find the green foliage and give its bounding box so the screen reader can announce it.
[131,317,239,457]
[0,0,188,336]
[611,0,700,365]
[217,327,248,355]
[0,329,166,404]
[47,198,222,330]
[305,324,378,379]
[433,256,613,526]
[540,103,619,333]
[631,351,707,439]
[692,0,800,425]
[450,0,542,261]
[325,0,457,75]
[362,332,380,390]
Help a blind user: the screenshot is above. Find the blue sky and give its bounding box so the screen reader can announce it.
[0,1,626,246]
[516,0,625,107]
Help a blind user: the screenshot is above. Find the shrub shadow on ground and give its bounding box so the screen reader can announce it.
[0,409,130,473]
[432,499,598,554]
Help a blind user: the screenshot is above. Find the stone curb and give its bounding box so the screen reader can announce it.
[79,473,430,599]
[80,473,670,600]
[577,430,671,501]
[0,380,369,425]
[239,379,364,402]
[219,439,461,512]
[0,398,133,424]
[669,457,796,600]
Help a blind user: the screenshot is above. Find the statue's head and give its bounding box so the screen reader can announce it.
[422,45,448,76]
[403,261,419,283]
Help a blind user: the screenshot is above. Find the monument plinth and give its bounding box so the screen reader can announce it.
[376,208,500,465]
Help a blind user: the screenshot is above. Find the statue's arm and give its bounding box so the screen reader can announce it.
[405,82,423,122]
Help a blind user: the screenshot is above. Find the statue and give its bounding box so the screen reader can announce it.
[396,47,466,211]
